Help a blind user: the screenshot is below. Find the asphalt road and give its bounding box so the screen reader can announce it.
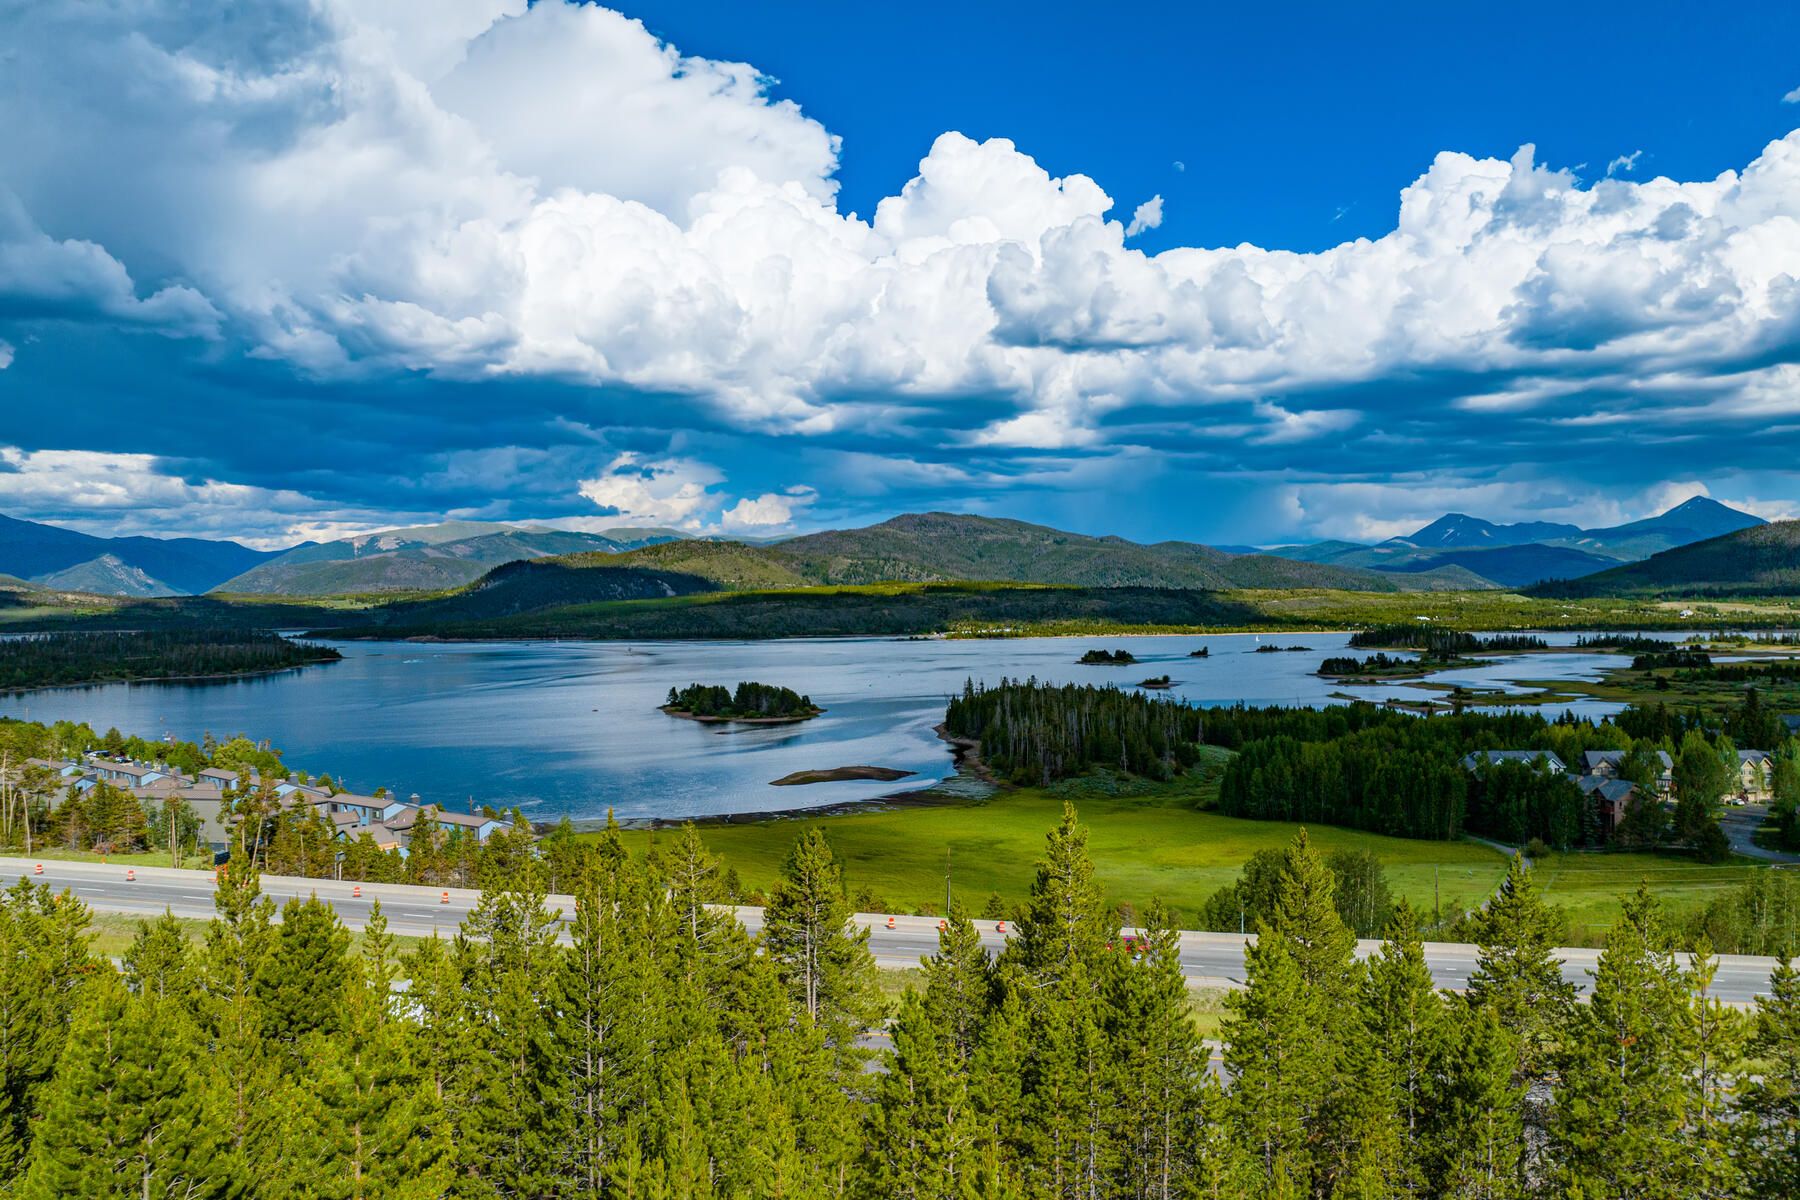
[2,856,1784,1003]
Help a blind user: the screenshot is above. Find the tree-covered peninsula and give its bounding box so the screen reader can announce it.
[0,629,341,691]
[662,681,822,722]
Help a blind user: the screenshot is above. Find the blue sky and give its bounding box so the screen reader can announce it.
[3,0,1800,548]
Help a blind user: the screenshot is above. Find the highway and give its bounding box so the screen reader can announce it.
[2,857,1784,1003]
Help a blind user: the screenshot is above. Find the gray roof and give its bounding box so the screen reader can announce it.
[1738,750,1772,764]
[1581,749,1673,773]
[1462,750,1566,772]
[1577,776,1636,803]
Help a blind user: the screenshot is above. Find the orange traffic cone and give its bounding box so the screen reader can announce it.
[33,863,42,875]
[996,920,1007,934]
[937,919,947,931]
[352,884,362,899]
[885,916,896,930]
[440,890,450,905]
[125,868,136,882]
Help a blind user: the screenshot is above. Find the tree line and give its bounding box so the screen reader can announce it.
[944,679,1205,784]
[1347,626,1547,655]
[1,810,1797,1198]
[944,680,1800,855]
[0,629,340,690]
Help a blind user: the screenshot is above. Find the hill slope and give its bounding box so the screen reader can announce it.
[33,555,181,598]
[772,513,1415,590]
[217,523,634,594]
[0,513,278,595]
[1531,520,1800,597]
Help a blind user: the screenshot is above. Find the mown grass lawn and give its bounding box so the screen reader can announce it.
[1531,850,1766,942]
[612,769,1512,927]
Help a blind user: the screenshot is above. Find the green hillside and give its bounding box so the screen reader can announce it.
[772,512,1413,590]
[339,583,1271,640]
[1532,520,1800,598]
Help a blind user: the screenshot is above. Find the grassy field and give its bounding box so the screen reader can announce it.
[610,769,1513,927]
[1531,850,1766,941]
[10,846,213,869]
[602,759,1780,938]
[81,910,432,959]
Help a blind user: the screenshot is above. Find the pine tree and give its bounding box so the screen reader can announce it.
[198,863,282,1191]
[452,870,571,1195]
[1360,900,1446,1154]
[868,988,984,1199]
[1222,830,1358,1195]
[1008,801,1110,987]
[866,904,996,1199]
[1736,957,1800,1200]
[1423,1002,1526,1200]
[1551,887,1693,1199]
[256,894,354,1048]
[1223,917,1323,1190]
[1464,854,1576,1085]
[315,902,453,1200]
[761,827,883,1081]
[1000,804,1117,1199]
[1341,899,1442,1197]
[0,880,96,1179]
[21,975,228,1198]
[123,909,196,1004]
[557,852,655,1196]
[1684,939,1747,1199]
[1108,901,1204,1200]
[920,902,993,1062]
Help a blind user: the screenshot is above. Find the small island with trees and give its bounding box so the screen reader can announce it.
[661,681,823,723]
[1317,651,1480,680]
[1078,648,1138,665]
[1138,675,1174,689]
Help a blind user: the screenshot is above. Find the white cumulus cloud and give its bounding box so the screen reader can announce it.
[719,486,817,531]
[576,453,723,528]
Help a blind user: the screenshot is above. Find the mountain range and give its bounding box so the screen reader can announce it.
[0,495,1768,599]
[0,513,280,596]
[1259,497,1763,587]
[214,521,686,595]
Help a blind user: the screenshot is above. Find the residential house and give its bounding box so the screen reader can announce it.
[1581,749,1675,798]
[388,805,504,844]
[336,820,409,857]
[1736,750,1774,802]
[1576,775,1636,839]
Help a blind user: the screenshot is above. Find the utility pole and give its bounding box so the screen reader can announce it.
[944,844,952,917]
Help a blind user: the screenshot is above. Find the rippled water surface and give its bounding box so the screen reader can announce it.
[0,632,1651,819]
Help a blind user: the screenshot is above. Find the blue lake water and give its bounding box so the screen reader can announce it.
[0,632,1649,821]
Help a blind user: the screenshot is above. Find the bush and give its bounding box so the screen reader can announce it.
[1524,837,1551,860]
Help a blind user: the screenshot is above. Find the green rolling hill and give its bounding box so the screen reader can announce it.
[1531,520,1800,598]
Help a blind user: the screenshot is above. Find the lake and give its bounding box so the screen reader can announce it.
[0,632,1648,821]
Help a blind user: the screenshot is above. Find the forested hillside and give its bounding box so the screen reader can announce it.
[1535,520,1800,597]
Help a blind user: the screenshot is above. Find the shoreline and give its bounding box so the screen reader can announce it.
[0,657,341,696]
[658,704,824,725]
[565,723,995,833]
